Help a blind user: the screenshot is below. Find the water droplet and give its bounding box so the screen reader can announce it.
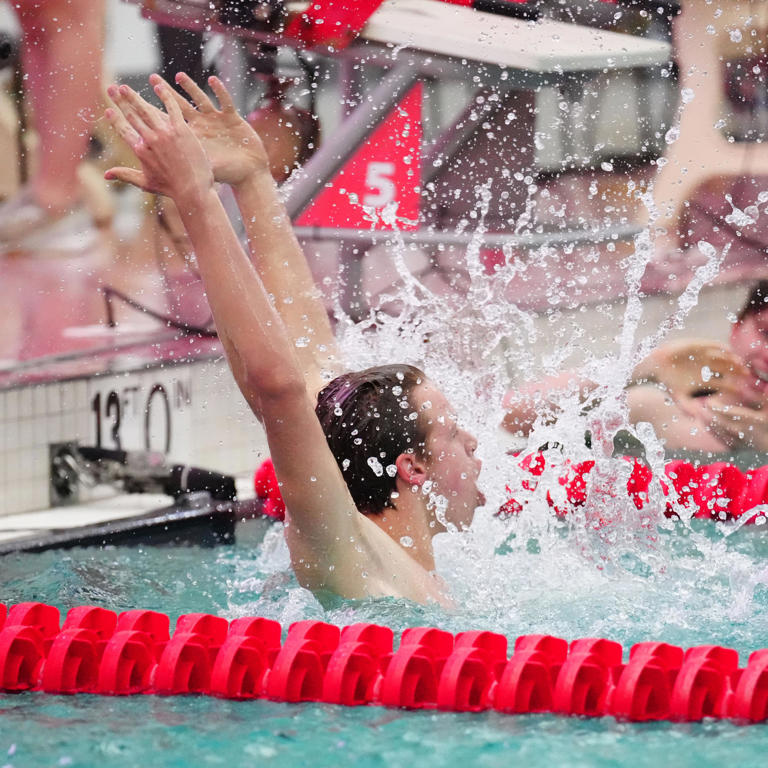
[664,126,680,145]
[730,28,742,43]
[400,536,414,548]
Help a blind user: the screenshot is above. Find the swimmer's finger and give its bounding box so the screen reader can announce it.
[118,84,166,131]
[149,73,196,120]
[208,76,236,114]
[153,79,185,126]
[106,84,138,126]
[105,107,140,148]
[175,72,215,112]
[118,105,155,147]
[104,166,147,189]
[108,86,156,141]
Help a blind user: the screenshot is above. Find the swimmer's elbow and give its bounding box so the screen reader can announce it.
[221,329,306,402]
[244,369,308,413]
[236,350,305,399]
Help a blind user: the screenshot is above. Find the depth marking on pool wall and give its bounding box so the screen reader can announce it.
[90,374,192,454]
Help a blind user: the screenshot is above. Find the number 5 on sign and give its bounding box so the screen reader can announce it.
[363,162,397,207]
[295,84,422,230]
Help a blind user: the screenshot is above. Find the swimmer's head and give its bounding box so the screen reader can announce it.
[732,280,768,382]
[316,364,430,516]
[316,365,482,527]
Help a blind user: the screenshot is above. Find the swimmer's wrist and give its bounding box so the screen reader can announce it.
[175,185,219,215]
[232,171,286,229]
[231,167,275,195]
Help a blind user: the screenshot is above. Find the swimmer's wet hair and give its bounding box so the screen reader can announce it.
[316,364,428,515]
[738,280,768,322]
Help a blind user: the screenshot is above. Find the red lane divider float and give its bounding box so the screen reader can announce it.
[1,601,767,724]
[255,456,768,526]
[501,455,768,525]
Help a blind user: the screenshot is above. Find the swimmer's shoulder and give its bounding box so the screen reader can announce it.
[288,513,449,606]
[354,517,453,607]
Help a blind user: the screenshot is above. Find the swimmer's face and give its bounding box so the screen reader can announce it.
[412,381,485,532]
[731,308,768,383]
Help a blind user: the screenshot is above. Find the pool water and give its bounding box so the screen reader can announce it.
[0,694,766,768]
[2,511,768,767]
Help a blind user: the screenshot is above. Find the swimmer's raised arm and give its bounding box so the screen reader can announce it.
[108,73,340,398]
[104,80,365,589]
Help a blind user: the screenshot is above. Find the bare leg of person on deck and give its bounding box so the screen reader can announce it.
[0,0,105,247]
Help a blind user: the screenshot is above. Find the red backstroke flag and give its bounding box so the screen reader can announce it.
[295,83,423,231]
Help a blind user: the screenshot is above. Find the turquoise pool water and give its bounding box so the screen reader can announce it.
[1,514,768,767]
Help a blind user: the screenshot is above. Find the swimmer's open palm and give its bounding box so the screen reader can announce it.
[152,72,270,187]
[105,81,213,204]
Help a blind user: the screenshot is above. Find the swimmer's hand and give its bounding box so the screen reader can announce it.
[104,81,213,205]
[107,73,270,189]
[703,396,768,451]
[160,72,271,187]
[633,340,758,405]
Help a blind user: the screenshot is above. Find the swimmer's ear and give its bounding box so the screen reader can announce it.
[394,452,428,487]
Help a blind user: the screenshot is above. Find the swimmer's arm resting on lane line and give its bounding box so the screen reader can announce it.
[501,340,750,437]
[103,79,367,593]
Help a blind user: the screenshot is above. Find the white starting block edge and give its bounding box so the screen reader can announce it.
[129,0,670,73]
[363,0,672,73]
[0,475,257,551]
[0,492,172,544]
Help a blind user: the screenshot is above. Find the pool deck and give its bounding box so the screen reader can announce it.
[0,476,266,555]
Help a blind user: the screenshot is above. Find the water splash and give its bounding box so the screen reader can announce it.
[294,141,768,642]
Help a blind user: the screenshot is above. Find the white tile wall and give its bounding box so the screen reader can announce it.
[0,358,268,517]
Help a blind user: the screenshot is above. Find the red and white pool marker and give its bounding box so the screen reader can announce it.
[256,455,768,525]
[1,601,767,723]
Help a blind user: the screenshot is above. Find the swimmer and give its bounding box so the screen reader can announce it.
[502,282,768,453]
[105,74,483,608]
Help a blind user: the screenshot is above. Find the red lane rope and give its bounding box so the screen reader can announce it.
[1,601,766,723]
[254,456,768,525]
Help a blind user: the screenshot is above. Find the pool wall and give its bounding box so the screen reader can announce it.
[0,354,267,516]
